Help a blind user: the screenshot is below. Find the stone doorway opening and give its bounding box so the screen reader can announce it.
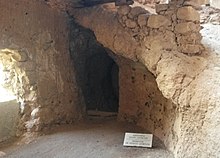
[84,52,119,112]
[0,49,24,143]
[69,22,119,115]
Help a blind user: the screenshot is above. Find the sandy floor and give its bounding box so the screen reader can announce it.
[0,119,173,158]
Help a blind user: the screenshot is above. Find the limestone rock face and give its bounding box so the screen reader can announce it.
[0,0,83,133]
[118,58,176,145]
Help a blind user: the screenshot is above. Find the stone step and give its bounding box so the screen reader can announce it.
[87,110,118,118]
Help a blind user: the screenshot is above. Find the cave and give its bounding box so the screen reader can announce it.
[0,0,220,158]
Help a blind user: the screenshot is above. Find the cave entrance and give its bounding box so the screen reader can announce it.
[70,22,119,114]
[0,49,21,143]
[85,52,119,112]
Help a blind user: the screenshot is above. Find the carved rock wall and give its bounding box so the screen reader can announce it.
[117,57,177,149]
[0,0,83,133]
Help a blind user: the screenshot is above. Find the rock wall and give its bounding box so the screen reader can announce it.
[117,2,203,55]
[117,57,177,149]
[0,0,83,133]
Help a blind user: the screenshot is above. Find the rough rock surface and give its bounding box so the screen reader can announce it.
[118,58,176,146]
[0,0,83,134]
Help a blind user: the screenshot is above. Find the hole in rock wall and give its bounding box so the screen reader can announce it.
[0,63,16,103]
[0,49,23,142]
[69,22,119,113]
[0,48,34,142]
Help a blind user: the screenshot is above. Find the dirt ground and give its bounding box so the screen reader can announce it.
[0,118,173,158]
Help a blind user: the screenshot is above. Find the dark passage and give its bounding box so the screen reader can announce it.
[69,21,119,112]
[85,52,119,112]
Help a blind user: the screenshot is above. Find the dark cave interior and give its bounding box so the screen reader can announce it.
[69,22,119,112]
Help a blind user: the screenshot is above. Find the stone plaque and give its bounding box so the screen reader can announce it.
[123,133,153,148]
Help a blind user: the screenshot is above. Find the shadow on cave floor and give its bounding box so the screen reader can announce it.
[0,119,174,158]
